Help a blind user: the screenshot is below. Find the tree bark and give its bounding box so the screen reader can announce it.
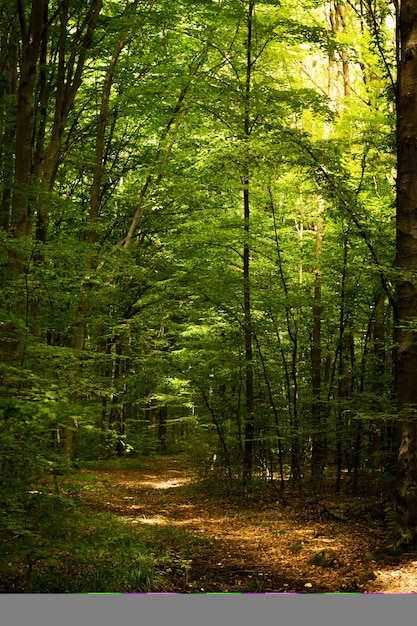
[335,238,355,492]
[242,0,255,484]
[0,6,18,230]
[311,210,326,478]
[11,0,46,239]
[394,0,417,546]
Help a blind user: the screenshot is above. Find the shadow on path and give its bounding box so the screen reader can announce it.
[74,455,416,593]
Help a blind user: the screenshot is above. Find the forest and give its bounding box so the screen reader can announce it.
[1,0,417,593]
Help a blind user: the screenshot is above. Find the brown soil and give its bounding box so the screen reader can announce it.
[72,454,417,593]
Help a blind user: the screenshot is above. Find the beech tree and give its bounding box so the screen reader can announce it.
[395,0,417,548]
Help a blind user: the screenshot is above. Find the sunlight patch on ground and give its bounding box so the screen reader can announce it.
[137,477,192,489]
[371,562,417,593]
[127,515,168,525]
[169,516,233,528]
[137,516,167,525]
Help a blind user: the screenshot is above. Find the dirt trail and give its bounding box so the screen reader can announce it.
[75,455,417,593]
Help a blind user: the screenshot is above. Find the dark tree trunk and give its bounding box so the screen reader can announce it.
[12,0,46,239]
[311,213,326,478]
[0,6,18,231]
[394,0,417,546]
[158,406,167,454]
[242,1,255,485]
[335,238,354,492]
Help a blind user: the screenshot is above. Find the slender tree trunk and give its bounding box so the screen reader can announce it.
[0,8,18,230]
[352,319,370,490]
[100,397,108,458]
[36,0,103,241]
[242,0,255,485]
[290,214,303,483]
[269,188,299,485]
[63,312,86,460]
[200,387,232,479]
[394,0,417,546]
[311,210,326,478]
[253,330,286,494]
[89,1,140,245]
[335,237,355,492]
[369,295,386,474]
[158,406,167,454]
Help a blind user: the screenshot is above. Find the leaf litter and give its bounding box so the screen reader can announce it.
[69,454,417,593]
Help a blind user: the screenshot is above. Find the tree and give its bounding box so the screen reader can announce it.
[394,0,417,547]
[0,0,400,507]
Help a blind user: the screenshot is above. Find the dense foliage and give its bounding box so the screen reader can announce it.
[1,0,410,583]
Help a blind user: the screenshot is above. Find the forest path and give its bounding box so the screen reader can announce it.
[75,454,417,593]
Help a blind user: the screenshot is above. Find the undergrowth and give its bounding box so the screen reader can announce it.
[77,457,147,471]
[0,492,160,592]
[0,455,396,593]
[0,462,213,593]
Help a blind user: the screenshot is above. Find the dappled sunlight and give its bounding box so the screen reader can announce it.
[136,516,168,526]
[137,477,192,489]
[120,515,168,526]
[169,516,231,528]
[369,562,417,593]
[71,456,415,593]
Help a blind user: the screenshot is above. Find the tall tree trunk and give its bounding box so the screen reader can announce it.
[36,0,103,241]
[88,0,141,245]
[394,0,417,546]
[269,188,300,484]
[11,0,46,240]
[369,295,386,474]
[242,0,255,484]
[335,237,354,492]
[311,209,326,478]
[158,406,167,454]
[63,306,86,460]
[290,212,303,483]
[0,1,46,368]
[0,6,18,231]
[253,330,286,493]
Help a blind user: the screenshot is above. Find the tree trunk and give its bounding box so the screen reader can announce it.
[394,0,417,546]
[0,7,18,230]
[311,210,326,478]
[335,237,354,492]
[11,0,46,240]
[158,406,167,454]
[290,213,303,484]
[242,1,255,485]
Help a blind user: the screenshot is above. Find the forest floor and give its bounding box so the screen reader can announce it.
[73,453,417,594]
